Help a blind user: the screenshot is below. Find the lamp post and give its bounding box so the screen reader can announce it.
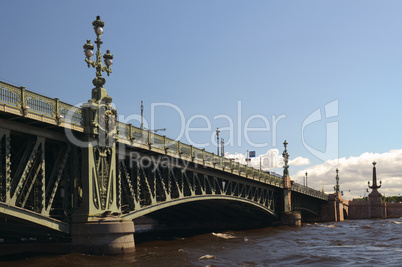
[74,16,135,254]
[221,138,224,157]
[83,16,114,90]
[305,171,308,187]
[141,100,144,130]
[216,128,220,155]
[282,140,289,178]
[334,168,340,194]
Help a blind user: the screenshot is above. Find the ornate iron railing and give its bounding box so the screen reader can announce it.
[291,182,328,200]
[116,124,284,188]
[0,81,82,127]
[0,80,329,199]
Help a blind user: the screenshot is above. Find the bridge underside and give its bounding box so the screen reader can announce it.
[128,197,279,233]
[0,217,70,244]
[292,191,325,220]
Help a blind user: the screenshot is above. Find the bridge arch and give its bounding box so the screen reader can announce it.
[122,194,277,221]
[293,207,320,218]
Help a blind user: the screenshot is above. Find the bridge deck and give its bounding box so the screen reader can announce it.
[0,80,327,201]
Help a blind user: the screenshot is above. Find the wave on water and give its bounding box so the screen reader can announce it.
[212,232,236,239]
[392,221,402,224]
[316,224,336,228]
[199,254,216,260]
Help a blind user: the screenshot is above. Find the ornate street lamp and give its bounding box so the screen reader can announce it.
[282,140,289,178]
[82,15,116,138]
[305,171,308,187]
[216,128,220,155]
[334,168,340,193]
[83,16,114,89]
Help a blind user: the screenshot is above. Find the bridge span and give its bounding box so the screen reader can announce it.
[0,79,330,254]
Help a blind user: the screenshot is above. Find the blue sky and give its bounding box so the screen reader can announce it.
[1,1,402,198]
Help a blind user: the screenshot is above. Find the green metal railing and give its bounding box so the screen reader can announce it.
[115,121,283,187]
[0,80,329,200]
[292,182,328,200]
[0,81,82,126]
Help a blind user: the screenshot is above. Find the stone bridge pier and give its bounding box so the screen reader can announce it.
[320,192,349,222]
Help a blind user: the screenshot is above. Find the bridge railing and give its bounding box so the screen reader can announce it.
[1,80,311,190]
[115,123,284,187]
[0,81,83,127]
[291,182,328,200]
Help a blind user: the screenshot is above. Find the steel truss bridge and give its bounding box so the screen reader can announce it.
[0,80,328,244]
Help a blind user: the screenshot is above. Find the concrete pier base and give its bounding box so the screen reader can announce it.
[71,220,135,255]
[282,211,302,226]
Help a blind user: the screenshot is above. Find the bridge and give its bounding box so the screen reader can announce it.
[0,16,329,255]
[0,79,329,254]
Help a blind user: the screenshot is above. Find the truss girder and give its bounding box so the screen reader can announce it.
[118,152,279,221]
[291,191,322,216]
[0,129,73,233]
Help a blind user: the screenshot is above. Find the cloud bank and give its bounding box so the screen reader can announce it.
[294,149,402,200]
[226,148,402,200]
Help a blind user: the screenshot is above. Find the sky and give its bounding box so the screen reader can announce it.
[1,1,402,199]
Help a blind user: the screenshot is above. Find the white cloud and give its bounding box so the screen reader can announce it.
[226,149,309,172]
[289,156,311,166]
[226,148,402,200]
[293,149,402,200]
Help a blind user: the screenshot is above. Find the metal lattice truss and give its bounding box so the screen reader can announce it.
[118,151,279,221]
[291,191,323,217]
[0,129,72,233]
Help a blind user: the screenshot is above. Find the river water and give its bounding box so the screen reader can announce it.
[2,218,402,266]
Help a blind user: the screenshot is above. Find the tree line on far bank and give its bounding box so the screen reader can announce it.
[352,195,402,202]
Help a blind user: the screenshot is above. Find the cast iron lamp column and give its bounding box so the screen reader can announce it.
[72,16,135,255]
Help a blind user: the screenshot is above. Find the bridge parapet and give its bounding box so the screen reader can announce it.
[0,80,336,197]
[0,81,283,188]
[291,182,328,201]
[116,123,283,188]
[0,81,83,130]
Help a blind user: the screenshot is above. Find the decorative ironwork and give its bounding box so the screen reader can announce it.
[83,16,113,88]
[0,83,21,107]
[0,79,332,203]
[292,191,323,216]
[282,140,289,178]
[0,132,73,226]
[118,151,280,219]
[0,81,83,127]
[291,182,328,200]
[334,168,340,193]
[25,91,56,117]
[0,80,321,192]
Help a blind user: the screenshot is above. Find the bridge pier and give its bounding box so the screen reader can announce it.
[281,211,302,226]
[281,149,302,226]
[320,193,348,222]
[71,219,135,255]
